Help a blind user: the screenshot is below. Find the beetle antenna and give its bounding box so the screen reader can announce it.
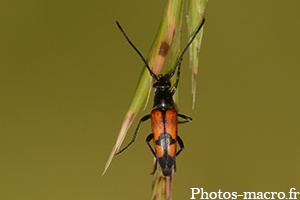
[168,18,205,80]
[116,21,158,81]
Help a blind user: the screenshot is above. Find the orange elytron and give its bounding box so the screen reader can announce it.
[115,19,205,176]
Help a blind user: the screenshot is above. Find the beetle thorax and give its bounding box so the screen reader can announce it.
[153,75,174,110]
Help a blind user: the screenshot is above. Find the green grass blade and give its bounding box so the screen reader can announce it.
[187,0,206,109]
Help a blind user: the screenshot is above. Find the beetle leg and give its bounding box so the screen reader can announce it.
[173,136,184,173]
[146,134,156,157]
[116,114,151,155]
[151,161,158,175]
[174,161,176,173]
[176,135,184,157]
[146,133,158,174]
[171,62,182,95]
[177,113,192,124]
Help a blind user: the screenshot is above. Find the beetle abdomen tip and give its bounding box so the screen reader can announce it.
[162,168,172,176]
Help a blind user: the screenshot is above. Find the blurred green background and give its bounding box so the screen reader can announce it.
[1,1,299,200]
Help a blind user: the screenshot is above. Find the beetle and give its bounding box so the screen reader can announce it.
[115,19,205,176]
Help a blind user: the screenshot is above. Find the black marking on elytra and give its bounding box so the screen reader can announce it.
[155,132,176,146]
[158,154,175,175]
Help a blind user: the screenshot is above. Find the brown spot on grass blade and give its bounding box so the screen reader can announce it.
[102,112,135,176]
[159,42,170,57]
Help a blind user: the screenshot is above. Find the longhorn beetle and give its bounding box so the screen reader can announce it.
[115,19,205,176]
